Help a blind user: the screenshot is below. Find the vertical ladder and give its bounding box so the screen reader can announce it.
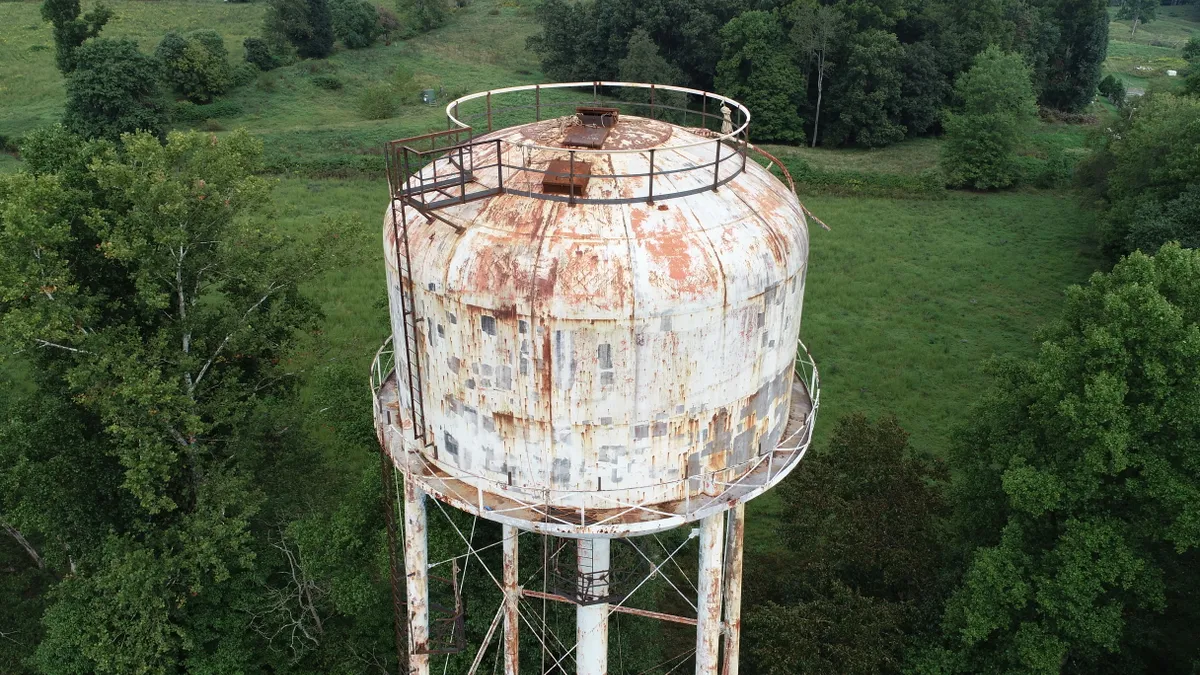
[387,147,431,445]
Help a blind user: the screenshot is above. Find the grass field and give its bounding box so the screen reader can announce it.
[1105,3,1199,90]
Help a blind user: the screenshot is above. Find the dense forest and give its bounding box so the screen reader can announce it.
[529,0,1112,146]
[2,0,1200,672]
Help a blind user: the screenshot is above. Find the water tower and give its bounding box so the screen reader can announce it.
[370,82,820,675]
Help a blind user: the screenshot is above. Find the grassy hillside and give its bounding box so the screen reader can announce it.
[0,0,541,149]
[1105,2,1199,91]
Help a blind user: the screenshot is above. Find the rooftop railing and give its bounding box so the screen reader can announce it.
[385,82,755,209]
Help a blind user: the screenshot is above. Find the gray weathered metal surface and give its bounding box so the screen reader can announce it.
[376,112,813,536]
[403,480,430,674]
[502,525,519,675]
[696,514,724,675]
[722,504,745,675]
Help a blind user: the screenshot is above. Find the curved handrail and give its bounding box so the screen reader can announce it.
[444,81,752,156]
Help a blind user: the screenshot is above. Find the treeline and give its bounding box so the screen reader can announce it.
[528,0,1111,146]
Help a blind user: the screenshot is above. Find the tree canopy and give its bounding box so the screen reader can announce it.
[942,45,1038,189]
[62,39,167,141]
[927,243,1200,673]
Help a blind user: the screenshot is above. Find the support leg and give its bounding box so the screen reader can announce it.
[722,505,745,675]
[503,525,520,675]
[576,538,610,675]
[403,478,430,675]
[696,514,725,675]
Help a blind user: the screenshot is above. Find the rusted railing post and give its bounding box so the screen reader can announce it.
[458,146,468,204]
[535,84,541,122]
[741,124,749,175]
[647,148,655,205]
[568,150,576,207]
[495,139,504,193]
[649,83,655,120]
[487,91,493,132]
[712,138,722,191]
[702,93,708,131]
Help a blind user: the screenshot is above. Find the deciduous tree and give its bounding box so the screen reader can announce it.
[716,11,806,143]
[927,243,1200,673]
[62,39,166,141]
[1117,0,1157,35]
[824,28,907,147]
[331,0,382,49]
[1039,0,1108,111]
[155,30,233,104]
[743,413,949,674]
[1094,93,1200,255]
[0,129,334,672]
[942,45,1037,189]
[792,3,848,147]
[40,0,111,74]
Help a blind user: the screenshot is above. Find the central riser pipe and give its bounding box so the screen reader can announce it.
[576,538,610,675]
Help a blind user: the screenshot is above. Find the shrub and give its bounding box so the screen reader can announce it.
[1037,107,1099,124]
[1097,74,1126,107]
[1181,37,1199,63]
[376,5,401,44]
[243,36,279,71]
[331,0,380,48]
[264,0,334,59]
[155,30,233,104]
[64,38,166,140]
[169,100,244,124]
[942,46,1038,190]
[397,0,446,34]
[357,85,397,119]
[256,72,279,92]
[311,74,343,90]
[229,63,257,88]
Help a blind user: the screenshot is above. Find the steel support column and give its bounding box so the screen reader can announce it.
[502,525,520,675]
[696,514,725,675]
[576,538,610,675]
[721,505,745,675]
[403,478,430,675]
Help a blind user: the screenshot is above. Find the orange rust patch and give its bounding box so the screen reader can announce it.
[631,206,719,296]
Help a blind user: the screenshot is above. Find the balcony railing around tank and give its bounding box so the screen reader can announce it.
[369,338,820,534]
[382,82,754,210]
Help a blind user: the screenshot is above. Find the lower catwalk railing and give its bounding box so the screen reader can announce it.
[370,337,819,534]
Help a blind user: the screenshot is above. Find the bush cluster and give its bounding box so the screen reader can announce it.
[330,0,380,48]
[357,85,397,119]
[155,30,233,104]
[311,74,343,90]
[243,37,279,71]
[169,100,245,124]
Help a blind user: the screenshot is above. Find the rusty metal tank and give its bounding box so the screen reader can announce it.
[372,83,819,537]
